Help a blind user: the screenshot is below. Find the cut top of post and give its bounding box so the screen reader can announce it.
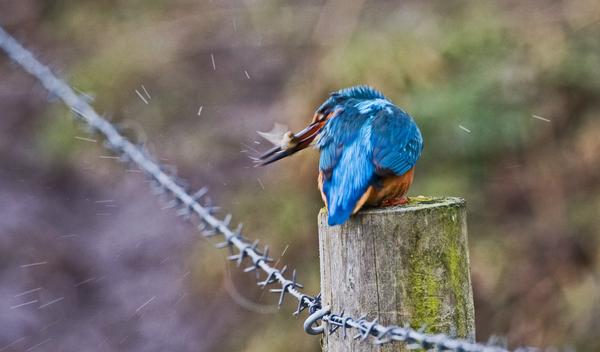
[319,196,466,221]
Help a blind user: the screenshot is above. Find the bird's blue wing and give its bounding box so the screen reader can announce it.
[370,107,423,176]
[318,106,375,226]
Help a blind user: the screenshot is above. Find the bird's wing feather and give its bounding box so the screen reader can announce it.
[317,105,374,225]
[370,108,423,176]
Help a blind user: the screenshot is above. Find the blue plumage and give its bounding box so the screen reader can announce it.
[316,86,423,225]
[256,85,423,226]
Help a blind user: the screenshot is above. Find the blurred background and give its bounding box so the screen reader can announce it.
[1,0,599,351]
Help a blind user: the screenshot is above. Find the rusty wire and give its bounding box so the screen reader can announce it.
[1,26,537,352]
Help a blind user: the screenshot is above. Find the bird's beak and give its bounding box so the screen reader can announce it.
[254,118,325,166]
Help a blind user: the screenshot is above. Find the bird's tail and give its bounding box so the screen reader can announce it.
[327,203,354,226]
[325,183,372,226]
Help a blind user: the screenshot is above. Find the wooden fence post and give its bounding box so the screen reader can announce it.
[318,197,475,351]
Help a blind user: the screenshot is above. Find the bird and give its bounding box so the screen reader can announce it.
[254,85,423,226]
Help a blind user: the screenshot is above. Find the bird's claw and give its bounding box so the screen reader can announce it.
[381,197,409,207]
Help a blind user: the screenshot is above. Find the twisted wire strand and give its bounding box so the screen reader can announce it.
[1,26,530,352]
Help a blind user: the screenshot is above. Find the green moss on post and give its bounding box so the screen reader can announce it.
[318,197,475,351]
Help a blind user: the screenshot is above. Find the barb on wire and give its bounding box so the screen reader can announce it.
[0,26,532,352]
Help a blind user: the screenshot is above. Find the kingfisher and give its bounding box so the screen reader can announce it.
[255,85,423,226]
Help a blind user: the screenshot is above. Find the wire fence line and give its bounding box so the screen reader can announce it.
[0,26,533,352]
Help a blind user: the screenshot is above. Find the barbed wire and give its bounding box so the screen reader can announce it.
[0,26,532,352]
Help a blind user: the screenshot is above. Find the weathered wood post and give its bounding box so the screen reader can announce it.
[318,197,475,351]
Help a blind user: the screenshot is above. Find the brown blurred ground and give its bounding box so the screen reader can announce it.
[0,0,599,351]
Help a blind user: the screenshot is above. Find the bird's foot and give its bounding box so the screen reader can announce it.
[381,196,409,207]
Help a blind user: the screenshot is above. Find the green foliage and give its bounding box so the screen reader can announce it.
[35,109,79,164]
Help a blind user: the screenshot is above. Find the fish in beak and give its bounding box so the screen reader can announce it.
[253,115,326,166]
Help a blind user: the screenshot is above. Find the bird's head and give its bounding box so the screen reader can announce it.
[254,85,385,166]
[316,85,386,115]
